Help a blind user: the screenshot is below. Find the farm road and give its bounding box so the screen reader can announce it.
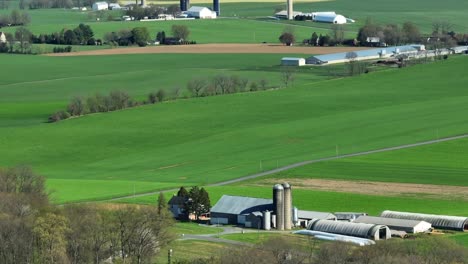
[108,133,468,201]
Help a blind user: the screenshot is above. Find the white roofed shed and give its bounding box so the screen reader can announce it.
[354,216,432,233]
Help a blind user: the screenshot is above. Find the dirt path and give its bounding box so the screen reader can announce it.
[254,178,468,201]
[45,44,368,57]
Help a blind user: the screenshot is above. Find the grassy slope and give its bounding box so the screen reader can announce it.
[271,137,468,186]
[0,53,320,126]
[2,57,467,202]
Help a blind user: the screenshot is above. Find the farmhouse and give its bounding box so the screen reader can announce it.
[354,215,432,233]
[168,195,187,219]
[0,32,6,43]
[92,2,108,11]
[381,210,468,231]
[281,57,306,66]
[307,218,391,240]
[186,6,217,19]
[305,45,425,65]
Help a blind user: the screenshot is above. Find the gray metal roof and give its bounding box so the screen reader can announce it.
[298,210,336,220]
[334,212,367,220]
[306,45,422,64]
[380,210,468,231]
[210,195,273,215]
[354,216,431,230]
[307,219,389,239]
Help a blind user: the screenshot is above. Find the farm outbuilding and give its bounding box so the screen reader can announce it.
[334,212,368,221]
[313,13,347,24]
[380,210,468,231]
[354,216,432,233]
[210,195,273,225]
[281,57,306,66]
[307,219,391,240]
[297,210,336,227]
[306,45,424,65]
[92,2,108,11]
[186,6,217,19]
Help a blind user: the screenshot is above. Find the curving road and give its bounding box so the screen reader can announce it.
[108,133,468,201]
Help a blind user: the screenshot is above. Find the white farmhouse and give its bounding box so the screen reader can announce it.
[0,32,6,43]
[186,6,217,19]
[92,2,108,11]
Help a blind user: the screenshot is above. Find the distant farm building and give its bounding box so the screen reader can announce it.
[306,45,426,65]
[381,210,468,231]
[312,12,347,24]
[296,210,336,227]
[275,10,303,19]
[281,57,306,66]
[307,219,391,240]
[0,32,6,43]
[354,216,432,234]
[108,3,121,10]
[186,6,217,19]
[334,212,368,221]
[92,2,108,11]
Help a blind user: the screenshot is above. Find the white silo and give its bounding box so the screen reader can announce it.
[263,211,271,230]
[287,0,293,20]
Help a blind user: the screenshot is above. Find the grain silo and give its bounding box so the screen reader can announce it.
[287,0,293,20]
[283,182,292,230]
[273,184,284,230]
[213,0,220,16]
[263,211,271,230]
[179,0,187,11]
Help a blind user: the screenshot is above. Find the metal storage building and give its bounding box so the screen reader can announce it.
[307,218,391,240]
[210,195,273,225]
[354,216,432,233]
[313,13,347,24]
[186,6,217,19]
[334,212,368,221]
[281,57,306,66]
[380,210,468,231]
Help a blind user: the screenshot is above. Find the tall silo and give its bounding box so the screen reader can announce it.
[273,184,284,230]
[293,207,299,227]
[213,0,220,16]
[263,211,271,230]
[283,182,292,230]
[287,0,293,20]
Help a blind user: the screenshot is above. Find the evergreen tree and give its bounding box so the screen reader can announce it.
[177,186,189,197]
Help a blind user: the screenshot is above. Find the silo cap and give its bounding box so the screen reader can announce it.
[273,184,284,190]
[282,182,291,188]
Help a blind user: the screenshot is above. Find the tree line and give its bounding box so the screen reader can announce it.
[174,186,211,221]
[106,24,191,47]
[0,165,175,264]
[49,74,276,122]
[0,9,30,27]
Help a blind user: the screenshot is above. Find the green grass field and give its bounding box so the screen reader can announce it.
[3,56,468,203]
[121,185,468,216]
[270,137,468,186]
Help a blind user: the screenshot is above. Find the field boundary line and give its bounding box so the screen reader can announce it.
[106,133,468,201]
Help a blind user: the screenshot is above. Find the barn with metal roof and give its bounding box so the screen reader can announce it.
[380,210,468,231]
[210,195,273,225]
[307,218,391,240]
[305,45,425,65]
[354,216,432,233]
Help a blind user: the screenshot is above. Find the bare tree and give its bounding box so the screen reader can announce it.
[187,79,206,97]
[280,66,295,87]
[330,24,345,44]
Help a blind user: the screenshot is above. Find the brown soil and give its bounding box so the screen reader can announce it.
[45,44,368,57]
[254,178,468,201]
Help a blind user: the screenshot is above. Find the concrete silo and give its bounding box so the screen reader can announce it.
[287,0,293,20]
[283,182,292,230]
[273,184,284,230]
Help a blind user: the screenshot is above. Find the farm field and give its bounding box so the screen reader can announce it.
[0,53,323,126]
[269,137,468,186]
[2,56,468,203]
